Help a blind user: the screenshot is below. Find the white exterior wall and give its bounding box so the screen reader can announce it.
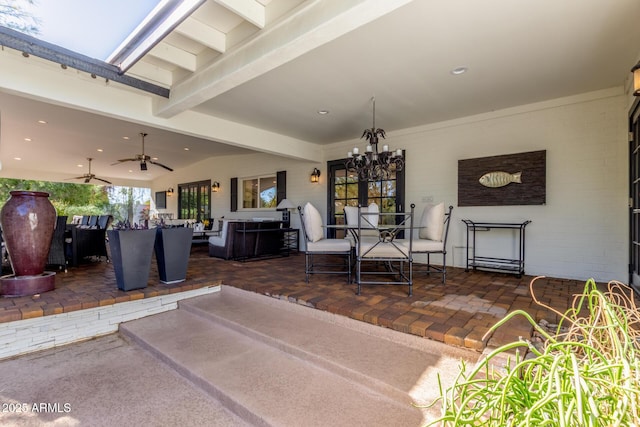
[154,88,629,283]
[152,152,326,230]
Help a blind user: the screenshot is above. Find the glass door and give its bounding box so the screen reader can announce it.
[178,180,211,221]
[327,159,405,238]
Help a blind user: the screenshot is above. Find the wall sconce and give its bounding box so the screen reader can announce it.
[632,61,640,96]
[212,181,220,192]
[167,187,174,195]
[310,168,321,183]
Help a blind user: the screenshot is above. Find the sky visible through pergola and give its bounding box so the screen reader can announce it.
[15,0,161,60]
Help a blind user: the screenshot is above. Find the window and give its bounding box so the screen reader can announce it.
[178,179,210,221]
[241,175,277,209]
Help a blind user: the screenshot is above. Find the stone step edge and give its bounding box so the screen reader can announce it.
[216,285,474,356]
[119,317,271,427]
[179,285,476,404]
[120,308,416,426]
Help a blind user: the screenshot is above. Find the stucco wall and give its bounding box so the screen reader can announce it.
[154,88,628,283]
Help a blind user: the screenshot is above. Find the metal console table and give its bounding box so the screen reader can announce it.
[462,219,531,277]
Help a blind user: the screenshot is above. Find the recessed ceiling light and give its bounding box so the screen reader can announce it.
[77,164,83,168]
[152,157,158,160]
[122,136,130,140]
[97,148,103,152]
[14,157,21,161]
[37,120,47,124]
[184,147,190,151]
[451,66,468,75]
[128,169,133,173]
[24,138,31,142]
[318,110,329,115]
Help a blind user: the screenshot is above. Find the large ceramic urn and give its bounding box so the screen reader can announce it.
[0,191,57,296]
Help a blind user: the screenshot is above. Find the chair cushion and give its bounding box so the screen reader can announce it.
[307,238,351,252]
[396,238,443,252]
[419,202,445,241]
[303,203,324,243]
[358,240,409,258]
[344,203,379,227]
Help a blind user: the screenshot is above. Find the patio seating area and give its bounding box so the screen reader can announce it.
[0,245,593,352]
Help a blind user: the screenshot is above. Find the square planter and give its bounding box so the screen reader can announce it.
[155,227,193,284]
[108,229,156,291]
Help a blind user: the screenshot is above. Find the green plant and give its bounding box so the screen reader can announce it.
[426,278,640,426]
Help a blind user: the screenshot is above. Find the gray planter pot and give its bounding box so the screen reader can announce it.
[155,227,193,284]
[107,229,156,291]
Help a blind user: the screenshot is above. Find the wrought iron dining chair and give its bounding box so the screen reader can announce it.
[298,203,352,283]
[398,203,453,284]
[355,204,414,296]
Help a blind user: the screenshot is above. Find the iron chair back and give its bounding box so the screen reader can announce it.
[412,205,454,283]
[355,204,414,296]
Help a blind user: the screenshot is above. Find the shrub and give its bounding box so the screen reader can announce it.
[426,278,640,426]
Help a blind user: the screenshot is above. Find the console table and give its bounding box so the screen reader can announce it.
[462,219,531,277]
[235,220,291,261]
[281,228,299,255]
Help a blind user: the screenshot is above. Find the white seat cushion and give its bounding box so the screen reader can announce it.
[358,241,409,258]
[396,238,443,252]
[307,238,351,252]
[419,203,445,241]
[303,202,324,243]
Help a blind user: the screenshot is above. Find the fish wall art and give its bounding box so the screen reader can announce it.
[458,150,545,206]
[479,171,522,188]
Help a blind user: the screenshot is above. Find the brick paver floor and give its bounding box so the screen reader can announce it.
[0,245,600,351]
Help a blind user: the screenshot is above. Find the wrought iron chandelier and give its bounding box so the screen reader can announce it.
[345,97,404,181]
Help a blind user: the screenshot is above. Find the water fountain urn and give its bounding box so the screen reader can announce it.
[0,191,57,296]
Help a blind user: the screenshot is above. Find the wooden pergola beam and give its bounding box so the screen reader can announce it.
[0,26,170,98]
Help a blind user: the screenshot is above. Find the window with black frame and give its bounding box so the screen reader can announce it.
[178,179,211,221]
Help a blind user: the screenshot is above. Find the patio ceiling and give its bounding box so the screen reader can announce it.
[0,0,639,185]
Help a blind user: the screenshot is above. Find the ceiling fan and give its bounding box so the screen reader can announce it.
[68,158,112,184]
[112,132,173,171]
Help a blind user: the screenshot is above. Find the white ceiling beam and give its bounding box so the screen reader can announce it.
[128,61,174,87]
[148,42,197,72]
[215,0,265,28]
[0,48,321,162]
[175,17,227,53]
[155,0,414,118]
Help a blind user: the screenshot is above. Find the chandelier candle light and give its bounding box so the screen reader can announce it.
[346,97,404,181]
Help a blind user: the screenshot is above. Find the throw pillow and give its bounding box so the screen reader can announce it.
[419,202,445,241]
[344,206,358,227]
[303,202,324,242]
[364,202,379,228]
[344,203,379,228]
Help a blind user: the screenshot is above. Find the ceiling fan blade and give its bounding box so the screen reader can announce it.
[148,160,173,171]
[66,176,86,180]
[112,158,137,165]
[93,177,112,184]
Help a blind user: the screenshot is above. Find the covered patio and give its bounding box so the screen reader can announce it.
[0,246,589,355]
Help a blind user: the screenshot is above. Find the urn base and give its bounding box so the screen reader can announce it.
[0,272,56,297]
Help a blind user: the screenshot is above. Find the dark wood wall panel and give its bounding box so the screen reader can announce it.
[458,150,546,206]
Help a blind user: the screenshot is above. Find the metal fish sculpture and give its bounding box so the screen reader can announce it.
[479,171,522,188]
